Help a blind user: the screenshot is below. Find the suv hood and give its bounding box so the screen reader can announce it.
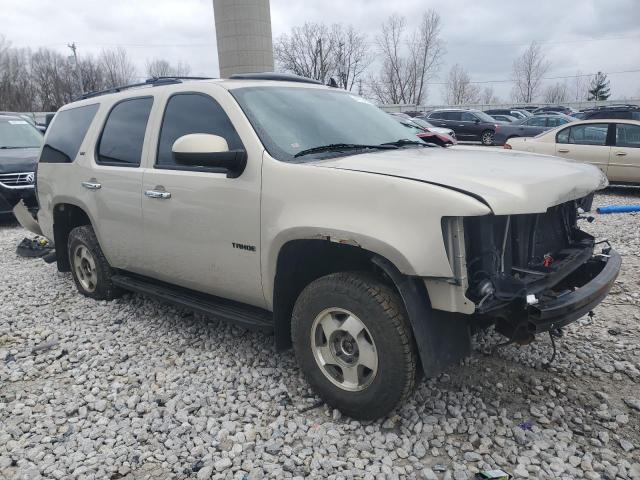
[0,147,40,174]
[312,146,606,215]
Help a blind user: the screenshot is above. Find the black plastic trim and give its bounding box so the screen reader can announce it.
[112,273,273,330]
[528,249,621,332]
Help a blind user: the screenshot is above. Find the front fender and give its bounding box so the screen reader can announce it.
[260,155,492,308]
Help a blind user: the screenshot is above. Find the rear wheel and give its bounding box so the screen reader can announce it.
[481,130,495,146]
[291,272,417,420]
[68,226,122,300]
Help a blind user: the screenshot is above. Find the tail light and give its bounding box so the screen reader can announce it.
[503,143,512,149]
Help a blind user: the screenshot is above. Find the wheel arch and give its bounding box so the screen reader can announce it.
[271,238,399,351]
[52,202,94,272]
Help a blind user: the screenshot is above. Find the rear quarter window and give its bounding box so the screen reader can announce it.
[40,104,99,163]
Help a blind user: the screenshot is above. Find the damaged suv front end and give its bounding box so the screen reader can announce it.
[444,194,620,342]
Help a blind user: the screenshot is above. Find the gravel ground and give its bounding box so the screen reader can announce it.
[1,189,640,480]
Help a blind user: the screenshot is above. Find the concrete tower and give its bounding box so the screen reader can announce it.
[213,0,274,78]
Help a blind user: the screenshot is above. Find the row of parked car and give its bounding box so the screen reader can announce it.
[391,104,639,184]
[398,104,639,147]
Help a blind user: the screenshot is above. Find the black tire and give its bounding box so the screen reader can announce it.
[67,225,122,300]
[480,129,495,146]
[291,272,417,420]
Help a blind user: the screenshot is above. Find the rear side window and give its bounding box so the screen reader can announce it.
[156,93,242,168]
[616,124,640,148]
[526,117,546,127]
[97,97,153,167]
[40,104,99,163]
[443,112,462,121]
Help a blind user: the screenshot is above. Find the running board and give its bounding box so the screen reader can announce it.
[112,274,273,331]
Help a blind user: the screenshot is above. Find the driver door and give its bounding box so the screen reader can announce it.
[139,89,264,307]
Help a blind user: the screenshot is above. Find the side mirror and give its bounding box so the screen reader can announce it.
[172,133,247,178]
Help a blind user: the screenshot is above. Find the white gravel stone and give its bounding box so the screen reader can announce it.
[1,191,639,479]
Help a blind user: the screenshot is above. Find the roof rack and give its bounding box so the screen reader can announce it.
[228,72,322,85]
[582,103,639,111]
[77,76,214,101]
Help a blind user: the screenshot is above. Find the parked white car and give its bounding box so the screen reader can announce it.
[505,119,640,183]
[20,74,620,419]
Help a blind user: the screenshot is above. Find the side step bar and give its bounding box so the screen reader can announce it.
[112,274,273,331]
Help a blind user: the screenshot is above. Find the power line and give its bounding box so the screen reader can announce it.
[16,33,640,50]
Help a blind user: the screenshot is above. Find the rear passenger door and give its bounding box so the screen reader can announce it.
[82,96,154,270]
[608,123,640,182]
[140,90,264,307]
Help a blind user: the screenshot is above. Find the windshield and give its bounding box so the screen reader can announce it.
[411,118,434,129]
[0,119,43,148]
[473,111,497,123]
[231,86,416,161]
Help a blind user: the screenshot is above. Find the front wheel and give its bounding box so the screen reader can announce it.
[481,129,495,146]
[291,272,417,420]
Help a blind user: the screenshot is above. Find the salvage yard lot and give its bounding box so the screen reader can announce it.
[1,190,639,480]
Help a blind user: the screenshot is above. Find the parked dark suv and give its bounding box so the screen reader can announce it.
[423,109,500,145]
[0,114,42,218]
[581,104,640,120]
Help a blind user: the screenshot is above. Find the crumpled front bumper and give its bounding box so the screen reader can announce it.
[527,248,621,333]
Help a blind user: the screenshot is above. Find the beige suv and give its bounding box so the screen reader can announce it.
[24,74,620,419]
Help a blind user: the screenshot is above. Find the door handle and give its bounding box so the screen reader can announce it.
[557,149,570,153]
[614,151,628,156]
[81,181,101,190]
[145,190,171,199]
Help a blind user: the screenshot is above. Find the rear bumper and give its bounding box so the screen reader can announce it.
[527,249,621,333]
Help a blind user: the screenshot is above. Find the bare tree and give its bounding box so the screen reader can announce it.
[570,71,589,101]
[444,64,480,105]
[0,45,37,111]
[274,22,336,84]
[369,10,444,105]
[331,25,370,91]
[543,82,568,103]
[30,48,75,110]
[79,55,107,93]
[408,10,444,105]
[480,85,498,104]
[99,47,136,87]
[146,58,191,78]
[511,41,550,103]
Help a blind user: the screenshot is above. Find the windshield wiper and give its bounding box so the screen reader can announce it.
[294,143,398,158]
[380,138,432,147]
[0,146,23,149]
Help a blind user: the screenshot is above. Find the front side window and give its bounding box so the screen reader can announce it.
[559,123,609,146]
[157,93,242,168]
[0,119,43,149]
[547,117,568,127]
[97,97,153,167]
[428,112,444,120]
[616,123,640,148]
[40,104,99,163]
[461,112,476,122]
[231,87,416,162]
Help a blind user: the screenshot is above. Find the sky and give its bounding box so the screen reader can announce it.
[4,0,640,104]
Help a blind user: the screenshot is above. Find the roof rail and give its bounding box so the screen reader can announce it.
[228,72,322,85]
[77,76,214,101]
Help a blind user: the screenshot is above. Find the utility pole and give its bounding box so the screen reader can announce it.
[67,42,84,96]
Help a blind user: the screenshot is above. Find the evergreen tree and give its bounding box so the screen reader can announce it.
[587,71,611,100]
